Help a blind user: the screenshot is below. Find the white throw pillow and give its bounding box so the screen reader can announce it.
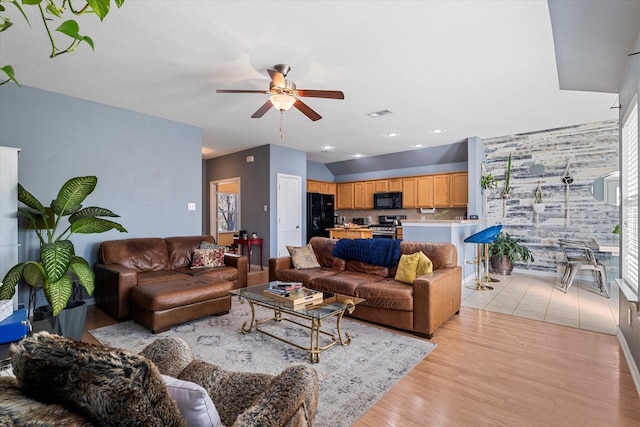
[162,374,223,427]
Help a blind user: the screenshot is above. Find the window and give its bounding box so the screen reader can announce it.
[622,99,638,293]
[217,192,238,232]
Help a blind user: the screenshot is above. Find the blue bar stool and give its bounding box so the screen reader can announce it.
[464,225,503,290]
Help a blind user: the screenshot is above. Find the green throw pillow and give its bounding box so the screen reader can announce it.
[395,252,421,284]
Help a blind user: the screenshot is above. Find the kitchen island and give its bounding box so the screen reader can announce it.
[328,227,373,239]
[402,220,481,280]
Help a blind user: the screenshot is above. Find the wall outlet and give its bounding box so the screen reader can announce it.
[188,202,196,211]
[264,205,268,212]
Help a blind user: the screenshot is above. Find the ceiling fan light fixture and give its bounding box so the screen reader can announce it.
[270,94,296,111]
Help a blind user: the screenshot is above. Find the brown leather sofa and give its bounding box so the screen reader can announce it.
[269,236,461,338]
[95,235,247,330]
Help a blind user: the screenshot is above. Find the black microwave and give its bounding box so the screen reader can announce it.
[374,192,402,209]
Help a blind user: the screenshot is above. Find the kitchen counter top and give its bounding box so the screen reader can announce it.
[402,220,481,226]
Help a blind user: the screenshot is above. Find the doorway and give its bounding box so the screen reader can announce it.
[276,173,302,256]
[210,178,240,247]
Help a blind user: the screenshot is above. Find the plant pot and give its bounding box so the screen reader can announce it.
[532,203,545,214]
[33,300,87,340]
[490,255,513,275]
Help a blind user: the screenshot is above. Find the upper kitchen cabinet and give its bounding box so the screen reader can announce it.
[307,180,321,193]
[416,175,434,208]
[336,182,355,209]
[450,172,468,206]
[388,178,402,192]
[307,180,336,197]
[433,174,451,207]
[354,181,375,209]
[374,180,388,192]
[402,177,417,208]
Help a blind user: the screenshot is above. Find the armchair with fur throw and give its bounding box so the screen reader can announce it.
[0,332,319,427]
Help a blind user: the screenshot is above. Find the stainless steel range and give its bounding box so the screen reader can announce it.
[369,215,406,239]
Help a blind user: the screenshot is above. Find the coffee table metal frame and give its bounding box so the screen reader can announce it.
[230,282,364,363]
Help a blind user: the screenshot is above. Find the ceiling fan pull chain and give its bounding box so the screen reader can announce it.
[280,111,285,139]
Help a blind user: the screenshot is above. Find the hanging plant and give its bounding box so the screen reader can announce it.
[480,172,498,191]
[501,152,512,198]
[533,182,543,204]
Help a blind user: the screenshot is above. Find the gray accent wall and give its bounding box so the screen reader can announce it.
[0,85,203,270]
[483,120,619,275]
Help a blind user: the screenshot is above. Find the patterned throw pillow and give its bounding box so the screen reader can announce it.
[286,244,321,269]
[191,248,225,268]
[200,241,225,250]
[394,252,421,284]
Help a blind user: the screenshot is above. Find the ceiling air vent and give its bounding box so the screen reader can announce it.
[367,109,393,118]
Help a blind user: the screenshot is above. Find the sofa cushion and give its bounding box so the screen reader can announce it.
[310,271,384,295]
[286,244,321,269]
[345,260,390,278]
[400,241,457,270]
[131,278,234,311]
[273,267,338,284]
[10,332,185,427]
[309,237,346,270]
[332,238,401,268]
[162,375,223,427]
[355,279,414,311]
[101,237,170,272]
[167,235,216,269]
[137,270,189,286]
[394,252,421,284]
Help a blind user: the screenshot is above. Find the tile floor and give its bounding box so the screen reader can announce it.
[462,272,619,335]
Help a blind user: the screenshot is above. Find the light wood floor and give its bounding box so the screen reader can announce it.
[84,271,640,426]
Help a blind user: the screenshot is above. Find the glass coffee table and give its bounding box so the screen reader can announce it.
[230,282,365,363]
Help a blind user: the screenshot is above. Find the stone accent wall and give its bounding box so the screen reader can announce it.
[483,120,619,276]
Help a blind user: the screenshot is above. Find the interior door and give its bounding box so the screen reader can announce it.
[277,174,302,256]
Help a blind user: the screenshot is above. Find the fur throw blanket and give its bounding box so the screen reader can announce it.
[6,331,185,426]
[332,237,402,267]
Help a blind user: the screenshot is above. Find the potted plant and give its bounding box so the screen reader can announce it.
[501,152,513,199]
[0,176,126,338]
[480,172,498,192]
[532,182,545,214]
[489,232,534,275]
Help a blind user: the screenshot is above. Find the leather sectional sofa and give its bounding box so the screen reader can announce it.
[269,236,462,338]
[95,235,247,332]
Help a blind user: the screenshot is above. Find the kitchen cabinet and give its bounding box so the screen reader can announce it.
[388,178,402,192]
[364,181,375,208]
[416,175,434,207]
[434,174,451,207]
[321,182,336,197]
[402,177,417,208]
[354,181,375,209]
[374,180,388,192]
[336,182,354,209]
[307,180,321,193]
[450,172,468,206]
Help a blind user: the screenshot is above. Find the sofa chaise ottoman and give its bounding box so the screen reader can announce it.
[94,235,247,330]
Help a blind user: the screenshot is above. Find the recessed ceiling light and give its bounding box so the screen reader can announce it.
[367,109,393,118]
[354,154,363,158]
[321,145,333,152]
[414,144,423,148]
[386,132,398,137]
[432,129,443,134]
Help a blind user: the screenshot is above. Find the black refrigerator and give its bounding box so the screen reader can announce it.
[307,193,335,242]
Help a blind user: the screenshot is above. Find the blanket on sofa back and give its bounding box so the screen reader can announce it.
[332,238,401,267]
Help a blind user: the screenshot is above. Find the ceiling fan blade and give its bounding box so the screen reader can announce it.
[216,89,270,94]
[251,100,273,118]
[294,100,322,121]
[296,89,344,99]
[267,69,286,88]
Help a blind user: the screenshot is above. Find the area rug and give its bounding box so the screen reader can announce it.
[90,306,435,426]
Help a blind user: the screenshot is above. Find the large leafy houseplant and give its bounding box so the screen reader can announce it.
[0,176,126,315]
[490,232,534,263]
[0,0,125,85]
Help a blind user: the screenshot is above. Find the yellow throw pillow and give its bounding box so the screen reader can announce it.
[416,251,433,276]
[394,252,421,284]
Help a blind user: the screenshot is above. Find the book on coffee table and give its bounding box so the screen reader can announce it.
[263,287,323,309]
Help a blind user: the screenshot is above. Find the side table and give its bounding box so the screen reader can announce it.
[233,237,263,272]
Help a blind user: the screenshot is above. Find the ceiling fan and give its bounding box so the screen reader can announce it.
[216,64,344,122]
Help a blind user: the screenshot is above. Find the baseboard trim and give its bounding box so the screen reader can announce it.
[617,327,640,397]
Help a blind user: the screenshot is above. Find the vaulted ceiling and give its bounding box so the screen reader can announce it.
[0,1,625,164]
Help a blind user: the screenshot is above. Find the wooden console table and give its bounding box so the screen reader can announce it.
[234,237,263,272]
